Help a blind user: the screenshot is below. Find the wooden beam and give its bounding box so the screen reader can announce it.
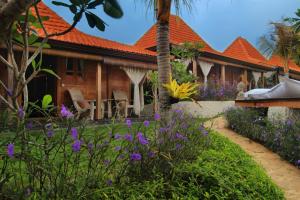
[235,99,300,108]
[261,72,265,87]
[96,62,102,120]
[103,56,156,70]
[221,65,226,85]
[199,57,267,72]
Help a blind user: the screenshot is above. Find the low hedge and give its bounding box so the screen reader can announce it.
[95,133,284,199]
[226,107,300,167]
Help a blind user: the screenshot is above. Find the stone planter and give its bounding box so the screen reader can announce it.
[172,101,235,118]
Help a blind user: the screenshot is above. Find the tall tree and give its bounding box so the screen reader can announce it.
[0,0,123,112]
[144,0,194,113]
[259,22,299,77]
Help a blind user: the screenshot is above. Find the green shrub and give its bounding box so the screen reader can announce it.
[225,107,300,167]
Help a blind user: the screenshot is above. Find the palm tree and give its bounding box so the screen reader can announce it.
[144,0,194,113]
[259,22,299,77]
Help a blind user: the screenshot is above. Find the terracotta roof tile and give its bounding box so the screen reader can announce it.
[223,37,272,68]
[135,15,219,54]
[34,2,156,57]
[268,55,300,73]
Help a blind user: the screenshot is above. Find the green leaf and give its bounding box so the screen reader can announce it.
[85,12,96,28]
[87,0,103,9]
[42,69,61,79]
[70,0,82,6]
[69,5,78,14]
[42,95,53,109]
[91,13,106,31]
[52,1,70,7]
[31,42,51,49]
[103,0,123,19]
[32,59,37,70]
[73,12,83,21]
[28,34,39,45]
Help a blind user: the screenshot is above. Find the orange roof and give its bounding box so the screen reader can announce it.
[223,37,272,68]
[34,2,156,57]
[268,55,300,73]
[135,15,219,54]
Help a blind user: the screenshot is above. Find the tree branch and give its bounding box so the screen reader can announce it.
[0,54,13,70]
[0,94,14,111]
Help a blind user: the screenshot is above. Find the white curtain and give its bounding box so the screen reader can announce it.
[122,67,147,116]
[139,78,145,111]
[182,58,192,68]
[199,61,214,86]
[264,71,274,78]
[252,71,261,88]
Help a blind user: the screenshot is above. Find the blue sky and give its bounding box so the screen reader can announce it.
[44,0,299,52]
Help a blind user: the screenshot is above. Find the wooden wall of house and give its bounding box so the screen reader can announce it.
[101,65,131,101]
[225,66,243,85]
[56,57,97,107]
[56,58,131,109]
[208,64,221,82]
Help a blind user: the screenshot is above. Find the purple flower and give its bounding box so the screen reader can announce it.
[154,113,160,121]
[114,146,121,151]
[137,132,149,145]
[71,128,78,140]
[106,179,113,186]
[297,160,300,166]
[118,154,125,160]
[26,121,33,129]
[103,159,110,166]
[114,133,122,140]
[126,119,132,128]
[143,120,150,127]
[286,119,294,127]
[17,107,25,119]
[72,140,81,152]
[88,142,93,152]
[7,89,13,97]
[159,127,167,133]
[47,130,54,138]
[60,105,73,118]
[148,151,155,158]
[124,133,133,142]
[130,153,142,161]
[7,143,14,158]
[175,133,187,140]
[175,143,182,150]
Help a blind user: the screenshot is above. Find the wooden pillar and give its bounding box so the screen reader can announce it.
[221,65,226,85]
[261,72,265,87]
[243,69,248,88]
[96,62,102,120]
[192,58,197,75]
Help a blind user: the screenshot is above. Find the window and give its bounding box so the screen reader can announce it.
[77,60,84,77]
[66,58,74,75]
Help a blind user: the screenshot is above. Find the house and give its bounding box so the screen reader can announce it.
[136,15,300,88]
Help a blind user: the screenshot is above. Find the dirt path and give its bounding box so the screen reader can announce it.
[205,117,300,200]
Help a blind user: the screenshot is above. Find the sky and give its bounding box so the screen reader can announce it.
[44,0,299,52]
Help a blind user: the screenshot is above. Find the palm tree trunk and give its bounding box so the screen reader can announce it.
[157,20,171,113]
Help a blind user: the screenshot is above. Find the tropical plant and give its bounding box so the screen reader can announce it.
[171,60,197,84]
[147,71,159,112]
[164,78,199,100]
[0,0,123,114]
[143,0,195,113]
[259,22,300,76]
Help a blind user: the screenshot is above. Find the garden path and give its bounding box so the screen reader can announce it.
[205,117,300,200]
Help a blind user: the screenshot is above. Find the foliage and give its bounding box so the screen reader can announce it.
[0,98,209,199]
[164,78,199,100]
[195,80,237,101]
[225,108,300,167]
[172,42,203,60]
[171,60,197,84]
[259,21,300,72]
